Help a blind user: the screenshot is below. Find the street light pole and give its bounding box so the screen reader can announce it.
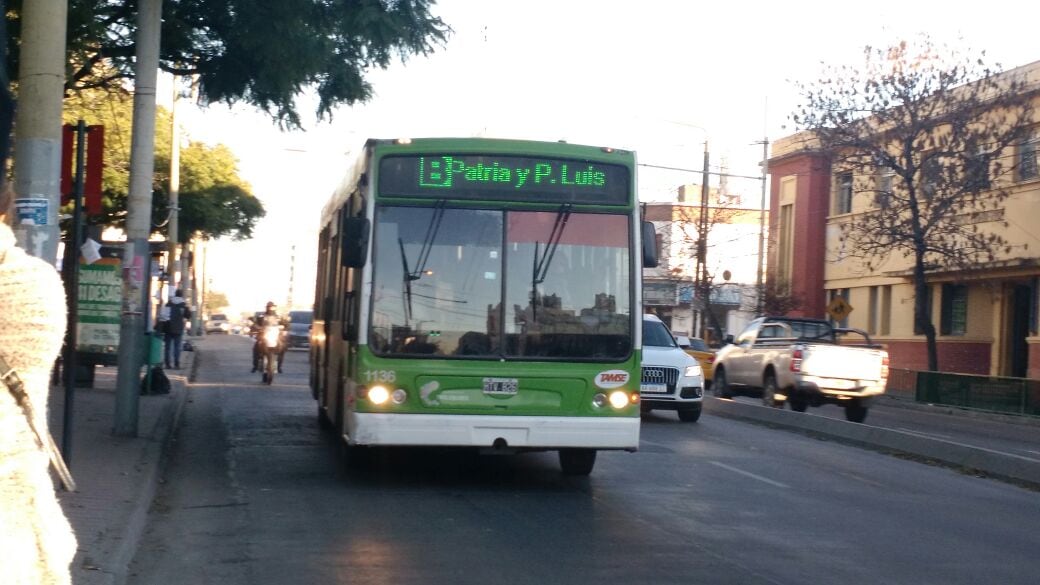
[756,137,768,315]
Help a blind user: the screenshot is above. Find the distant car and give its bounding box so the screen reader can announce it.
[287,310,313,349]
[205,313,230,334]
[641,314,704,422]
[674,335,716,387]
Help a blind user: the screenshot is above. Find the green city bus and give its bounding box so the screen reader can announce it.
[311,137,657,475]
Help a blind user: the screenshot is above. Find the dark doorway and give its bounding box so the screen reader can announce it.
[1009,284,1032,378]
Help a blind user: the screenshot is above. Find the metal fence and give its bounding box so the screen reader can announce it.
[911,371,1040,416]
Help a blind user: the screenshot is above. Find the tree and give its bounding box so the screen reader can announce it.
[204,290,229,315]
[6,0,451,129]
[62,87,265,242]
[792,37,1035,371]
[663,194,748,342]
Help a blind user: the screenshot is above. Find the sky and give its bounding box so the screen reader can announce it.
[168,0,1040,318]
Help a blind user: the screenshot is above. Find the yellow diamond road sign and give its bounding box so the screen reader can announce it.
[827,296,853,321]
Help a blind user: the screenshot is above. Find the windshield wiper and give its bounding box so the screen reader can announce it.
[530,204,572,320]
[399,200,447,323]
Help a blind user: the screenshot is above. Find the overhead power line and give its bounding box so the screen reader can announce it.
[639,162,765,182]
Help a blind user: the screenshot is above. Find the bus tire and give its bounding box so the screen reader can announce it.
[317,403,333,430]
[341,442,374,470]
[559,448,596,476]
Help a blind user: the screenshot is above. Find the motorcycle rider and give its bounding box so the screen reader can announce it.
[251,301,288,374]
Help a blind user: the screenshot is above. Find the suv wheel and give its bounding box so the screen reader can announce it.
[677,407,701,422]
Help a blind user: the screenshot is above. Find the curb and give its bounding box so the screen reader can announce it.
[107,354,194,585]
[703,396,1040,489]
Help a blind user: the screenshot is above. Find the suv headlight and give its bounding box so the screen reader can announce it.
[684,364,703,378]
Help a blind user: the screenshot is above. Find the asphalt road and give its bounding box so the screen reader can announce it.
[127,335,1040,585]
[725,392,1040,460]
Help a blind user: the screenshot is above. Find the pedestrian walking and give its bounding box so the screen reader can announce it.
[161,289,191,369]
[0,184,78,584]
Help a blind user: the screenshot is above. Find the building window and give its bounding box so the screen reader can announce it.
[655,232,664,264]
[940,284,968,336]
[778,203,794,283]
[1019,135,1038,181]
[834,172,852,214]
[868,286,879,335]
[965,149,991,193]
[880,285,892,336]
[921,156,942,198]
[875,167,894,208]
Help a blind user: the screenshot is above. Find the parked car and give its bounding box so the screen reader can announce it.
[713,316,889,422]
[287,310,313,349]
[204,313,230,334]
[640,314,704,422]
[674,335,715,387]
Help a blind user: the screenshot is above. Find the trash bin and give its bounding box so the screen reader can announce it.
[148,332,164,365]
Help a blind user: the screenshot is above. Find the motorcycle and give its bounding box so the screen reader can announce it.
[258,323,283,384]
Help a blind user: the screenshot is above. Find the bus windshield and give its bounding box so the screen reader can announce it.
[369,205,631,359]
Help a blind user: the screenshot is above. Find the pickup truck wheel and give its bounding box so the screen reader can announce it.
[845,402,869,423]
[789,395,809,412]
[762,374,784,408]
[713,368,733,398]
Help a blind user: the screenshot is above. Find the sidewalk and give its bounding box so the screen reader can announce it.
[47,339,197,585]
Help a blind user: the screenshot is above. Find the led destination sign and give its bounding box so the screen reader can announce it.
[378,154,630,204]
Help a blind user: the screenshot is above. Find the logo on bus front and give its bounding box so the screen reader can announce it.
[595,370,630,389]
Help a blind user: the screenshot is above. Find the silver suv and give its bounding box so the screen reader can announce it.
[640,314,704,422]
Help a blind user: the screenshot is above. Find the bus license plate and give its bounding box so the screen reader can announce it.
[483,378,518,395]
[640,383,667,393]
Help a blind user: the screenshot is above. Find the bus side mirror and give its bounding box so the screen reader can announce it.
[342,217,370,268]
[641,221,658,268]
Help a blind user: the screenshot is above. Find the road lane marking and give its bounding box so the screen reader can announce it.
[895,427,954,440]
[709,461,789,488]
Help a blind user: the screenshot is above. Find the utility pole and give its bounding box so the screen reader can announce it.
[12,0,67,262]
[694,142,710,338]
[756,137,769,315]
[166,76,182,292]
[114,0,163,436]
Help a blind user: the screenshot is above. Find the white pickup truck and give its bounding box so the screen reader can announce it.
[713,317,889,422]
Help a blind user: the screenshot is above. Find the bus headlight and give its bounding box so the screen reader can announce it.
[391,388,408,404]
[367,385,390,405]
[592,393,608,408]
[608,390,630,409]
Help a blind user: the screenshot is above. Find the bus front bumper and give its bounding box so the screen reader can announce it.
[346,413,640,451]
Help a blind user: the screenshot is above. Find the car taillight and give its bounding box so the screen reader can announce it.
[881,353,890,380]
[790,348,803,372]
[707,355,715,364]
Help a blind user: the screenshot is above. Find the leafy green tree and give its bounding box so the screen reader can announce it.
[7,0,451,129]
[62,87,265,242]
[791,37,1034,371]
[204,290,230,315]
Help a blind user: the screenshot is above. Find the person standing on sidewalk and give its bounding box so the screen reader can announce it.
[161,289,191,369]
[0,185,78,584]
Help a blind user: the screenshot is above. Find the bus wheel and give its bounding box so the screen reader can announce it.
[317,403,332,430]
[341,442,374,470]
[559,448,596,476]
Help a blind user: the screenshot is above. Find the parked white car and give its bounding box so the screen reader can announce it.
[641,314,704,422]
